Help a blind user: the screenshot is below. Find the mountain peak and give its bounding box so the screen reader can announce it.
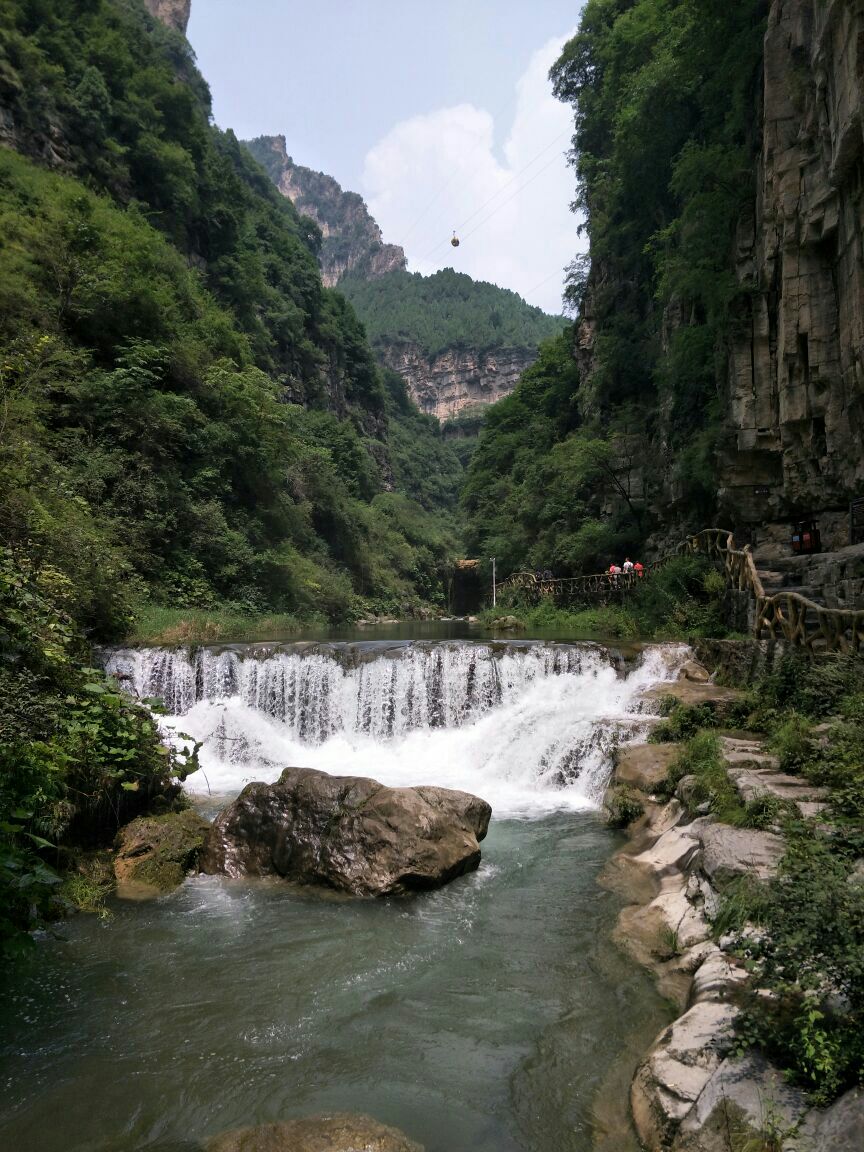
[143,0,191,35]
[245,135,406,288]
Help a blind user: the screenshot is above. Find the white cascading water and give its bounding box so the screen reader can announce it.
[105,642,687,818]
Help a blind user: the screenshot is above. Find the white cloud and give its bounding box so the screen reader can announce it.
[361,32,585,314]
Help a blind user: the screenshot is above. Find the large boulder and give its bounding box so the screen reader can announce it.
[698,824,784,884]
[114,809,210,895]
[205,1114,423,1152]
[615,743,681,792]
[201,766,491,897]
[672,1054,807,1152]
[796,1087,864,1151]
[632,1001,738,1151]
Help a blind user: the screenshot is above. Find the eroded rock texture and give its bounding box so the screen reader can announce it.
[143,0,191,34]
[377,342,536,420]
[247,135,407,288]
[205,1114,424,1152]
[201,766,491,896]
[721,0,864,545]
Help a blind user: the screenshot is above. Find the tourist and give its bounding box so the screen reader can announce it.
[623,558,634,572]
[634,561,644,577]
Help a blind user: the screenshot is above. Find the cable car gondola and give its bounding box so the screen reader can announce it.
[450,231,460,247]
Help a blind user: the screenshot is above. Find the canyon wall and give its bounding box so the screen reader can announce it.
[245,135,406,288]
[143,0,191,34]
[377,343,537,421]
[721,0,864,547]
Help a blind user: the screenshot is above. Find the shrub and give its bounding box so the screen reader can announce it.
[732,833,864,1105]
[605,785,645,828]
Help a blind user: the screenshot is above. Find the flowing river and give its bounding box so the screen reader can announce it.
[0,639,682,1152]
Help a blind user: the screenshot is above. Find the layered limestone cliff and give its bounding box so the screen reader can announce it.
[377,342,536,421]
[143,0,191,34]
[245,135,406,288]
[720,0,864,547]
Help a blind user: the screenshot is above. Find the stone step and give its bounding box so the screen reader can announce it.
[719,737,829,817]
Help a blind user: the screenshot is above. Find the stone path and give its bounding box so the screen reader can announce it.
[719,736,829,818]
[604,664,863,1151]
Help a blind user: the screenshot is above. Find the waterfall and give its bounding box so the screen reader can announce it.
[105,641,687,818]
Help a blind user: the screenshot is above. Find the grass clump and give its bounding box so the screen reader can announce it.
[604,784,645,828]
[650,701,719,743]
[731,831,864,1105]
[661,731,746,824]
[126,603,310,645]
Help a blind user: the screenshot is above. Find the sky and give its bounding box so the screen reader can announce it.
[187,1,586,313]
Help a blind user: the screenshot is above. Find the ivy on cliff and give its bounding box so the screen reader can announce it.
[463,0,767,575]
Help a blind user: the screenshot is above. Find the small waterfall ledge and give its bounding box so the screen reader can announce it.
[104,640,688,817]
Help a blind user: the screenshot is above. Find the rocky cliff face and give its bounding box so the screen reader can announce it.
[143,0,191,34]
[246,135,406,288]
[378,342,537,421]
[720,0,864,547]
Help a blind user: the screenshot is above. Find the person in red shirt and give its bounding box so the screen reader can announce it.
[634,561,644,578]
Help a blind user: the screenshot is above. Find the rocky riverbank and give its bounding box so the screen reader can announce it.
[602,657,863,1151]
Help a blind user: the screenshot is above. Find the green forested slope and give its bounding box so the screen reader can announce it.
[463,0,766,575]
[339,268,566,358]
[0,0,459,624]
[0,0,462,945]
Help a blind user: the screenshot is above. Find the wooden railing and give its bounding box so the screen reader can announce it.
[497,528,864,654]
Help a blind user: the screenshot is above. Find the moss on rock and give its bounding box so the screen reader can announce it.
[114,809,209,895]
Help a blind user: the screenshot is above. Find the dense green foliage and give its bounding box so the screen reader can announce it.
[0,549,195,954]
[0,0,460,625]
[658,654,864,1104]
[464,0,767,573]
[487,555,728,639]
[339,268,565,360]
[0,0,467,945]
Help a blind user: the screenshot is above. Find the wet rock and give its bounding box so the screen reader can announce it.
[615,743,680,792]
[201,766,491,897]
[678,660,710,683]
[796,1087,864,1151]
[492,615,524,630]
[672,1053,807,1152]
[114,809,210,895]
[204,1114,424,1152]
[699,824,784,884]
[632,1001,738,1150]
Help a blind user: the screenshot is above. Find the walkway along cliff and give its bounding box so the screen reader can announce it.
[498,529,864,653]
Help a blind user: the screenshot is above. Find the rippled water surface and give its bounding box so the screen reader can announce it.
[1,640,680,1152]
[1,817,664,1152]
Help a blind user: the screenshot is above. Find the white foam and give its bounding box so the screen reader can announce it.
[107,642,686,819]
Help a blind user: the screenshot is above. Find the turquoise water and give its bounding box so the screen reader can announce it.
[0,817,662,1152]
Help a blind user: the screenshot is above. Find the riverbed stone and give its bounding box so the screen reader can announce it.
[689,947,748,1005]
[114,809,210,895]
[639,680,745,719]
[795,1087,864,1152]
[632,1001,738,1151]
[201,766,491,896]
[615,743,680,792]
[699,823,784,884]
[672,1054,807,1152]
[204,1114,424,1152]
[632,824,702,880]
